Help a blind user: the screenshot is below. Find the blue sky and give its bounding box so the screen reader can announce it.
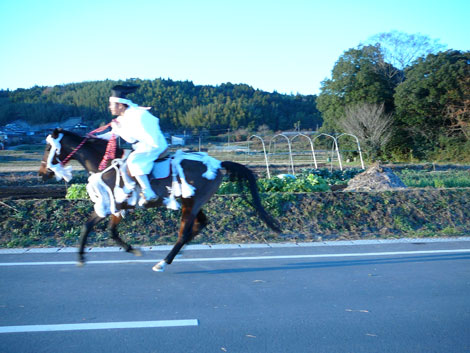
[0,0,468,95]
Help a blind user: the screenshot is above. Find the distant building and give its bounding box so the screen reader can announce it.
[0,116,88,146]
[3,120,29,135]
[61,117,84,130]
[171,135,186,146]
[29,117,86,135]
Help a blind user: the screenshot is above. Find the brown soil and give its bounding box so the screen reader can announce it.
[0,185,67,199]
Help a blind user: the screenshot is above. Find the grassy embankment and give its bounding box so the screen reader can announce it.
[1,166,470,248]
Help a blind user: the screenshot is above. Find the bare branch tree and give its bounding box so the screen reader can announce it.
[364,30,446,82]
[446,101,470,140]
[445,76,470,141]
[339,103,394,160]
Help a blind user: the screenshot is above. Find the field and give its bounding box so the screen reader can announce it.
[1,145,470,249]
[1,143,470,187]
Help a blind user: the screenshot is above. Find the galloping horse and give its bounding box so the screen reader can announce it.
[39,128,281,271]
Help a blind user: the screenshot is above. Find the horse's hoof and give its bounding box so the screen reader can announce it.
[129,248,143,257]
[152,260,166,272]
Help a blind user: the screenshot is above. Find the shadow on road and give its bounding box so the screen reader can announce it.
[175,253,470,275]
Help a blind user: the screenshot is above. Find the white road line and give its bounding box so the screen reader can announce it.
[0,319,199,334]
[2,237,470,255]
[0,249,469,267]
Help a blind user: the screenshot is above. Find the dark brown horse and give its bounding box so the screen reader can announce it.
[39,128,281,271]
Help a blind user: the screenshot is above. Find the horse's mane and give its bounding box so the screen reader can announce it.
[58,129,122,155]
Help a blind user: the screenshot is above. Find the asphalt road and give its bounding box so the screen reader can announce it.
[1,239,470,353]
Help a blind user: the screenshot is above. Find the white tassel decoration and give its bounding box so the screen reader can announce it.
[172,178,182,197]
[201,155,220,180]
[202,168,216,180]
[180,178,196,198]
[164,195,180,210]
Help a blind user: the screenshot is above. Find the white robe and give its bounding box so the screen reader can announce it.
[110,107,168,176]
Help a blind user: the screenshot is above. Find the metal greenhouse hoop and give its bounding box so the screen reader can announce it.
[268,133,295,175]
[311,133,343,171]
[247,134,270,178]
[337,133,365,169]
[290,133,318,169]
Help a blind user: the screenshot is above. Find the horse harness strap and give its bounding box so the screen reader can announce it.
[60,123,113,167]
[98,133,117,171]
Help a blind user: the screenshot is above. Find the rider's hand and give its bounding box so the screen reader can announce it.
[111,119,121,129]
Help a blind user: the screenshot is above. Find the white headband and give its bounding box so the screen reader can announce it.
[109,96,138,107]
[109,97,151,110]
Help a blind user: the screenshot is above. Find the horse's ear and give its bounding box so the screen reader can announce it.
[51,128,62,138]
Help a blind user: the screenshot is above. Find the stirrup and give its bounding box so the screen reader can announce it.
[135,174,157,202]
[138,188,158,206]
[143,192,158,202]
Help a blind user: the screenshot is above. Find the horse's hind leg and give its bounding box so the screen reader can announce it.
[191,210,208,239]
[108,214,142,257]
[78,211,104,266]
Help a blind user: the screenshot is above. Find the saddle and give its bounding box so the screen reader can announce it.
[119,147,171,180]
[150,148,171,180]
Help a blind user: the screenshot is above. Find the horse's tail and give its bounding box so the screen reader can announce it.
[221,161,281,233]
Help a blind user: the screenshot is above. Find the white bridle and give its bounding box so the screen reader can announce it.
[45,133,73,182]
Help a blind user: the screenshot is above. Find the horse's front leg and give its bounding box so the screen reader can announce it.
[78,211,104,266]
[153,199,195,272]
[108,214,142,257]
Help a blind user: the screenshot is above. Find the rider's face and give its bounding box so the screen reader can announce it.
[109,102,127,116]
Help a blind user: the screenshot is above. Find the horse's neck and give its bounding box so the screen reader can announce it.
[70,143,104,174]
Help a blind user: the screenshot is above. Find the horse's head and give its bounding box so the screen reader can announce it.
[39,128,78,182]
[39,127,120,181]
[38,143,55,181]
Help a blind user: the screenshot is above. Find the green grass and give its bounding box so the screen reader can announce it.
[3,189,470,248]
[65,184,89,199]
[396,169,470,188]
[64,167,470,201]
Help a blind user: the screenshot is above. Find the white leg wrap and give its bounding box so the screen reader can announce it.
[152,260,166,272]
[119,162,136,191]
[135,174,157,201]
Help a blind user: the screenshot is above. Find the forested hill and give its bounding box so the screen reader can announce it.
[0,79,321,133]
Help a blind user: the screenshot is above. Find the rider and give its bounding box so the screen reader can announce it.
[103,84,168,203]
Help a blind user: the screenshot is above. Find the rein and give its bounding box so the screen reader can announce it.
[60,123,116,170]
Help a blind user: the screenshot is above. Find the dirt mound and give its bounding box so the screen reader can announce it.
[344,163,406,192]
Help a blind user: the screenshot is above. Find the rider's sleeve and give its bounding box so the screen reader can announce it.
[97,131,113,141]
[111,119,137,144]
[135,112,164,148]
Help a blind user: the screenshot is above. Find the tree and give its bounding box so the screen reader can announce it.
[365,30,446,82]
[338,103,393,160]
[394,50,470,148]
[445,75,470,141]
[0,79,322,133]
[316,45,398,132]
